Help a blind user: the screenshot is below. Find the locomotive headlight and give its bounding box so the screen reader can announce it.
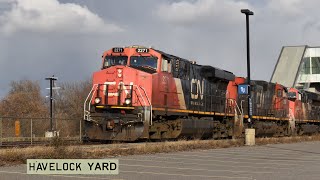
[125,98,131,105]
[117,68,122,78]
[94,97,101,104]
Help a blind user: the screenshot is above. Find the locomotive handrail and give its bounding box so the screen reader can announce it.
[240,100,245,115]
[138,85,152,125]
[138,86,151,106]
[83,84,98,120]
[289,108,295,120]
[229,99,243,116]
[133,85,152,125]
[133,85,147,107]
[229,99,244,127]
[83,83,152,126]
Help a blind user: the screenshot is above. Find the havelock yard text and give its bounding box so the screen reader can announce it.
[27,159,119,175]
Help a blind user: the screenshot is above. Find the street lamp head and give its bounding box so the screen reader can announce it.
[241,9,254,15]
[45,77,58,81]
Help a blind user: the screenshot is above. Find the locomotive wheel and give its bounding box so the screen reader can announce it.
[275,126,285,137]
[212,121,229,139]
[212,121,221,139]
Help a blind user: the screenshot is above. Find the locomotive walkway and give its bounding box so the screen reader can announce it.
[1,141,320,179]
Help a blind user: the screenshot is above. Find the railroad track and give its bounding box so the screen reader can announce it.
[2,135,318,148]
[0,137,81,147]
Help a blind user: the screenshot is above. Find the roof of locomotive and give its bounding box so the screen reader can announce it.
[153,48,235,81]
[108,45,235,81]
[300,90,320,102]
[152,49,192,63]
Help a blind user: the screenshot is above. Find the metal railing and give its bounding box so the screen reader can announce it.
[83,84,152,123]
[136,85,152,125]
[84,84,99,121]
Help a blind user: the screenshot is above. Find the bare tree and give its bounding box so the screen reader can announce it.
[0,79,92,137]
[54,79,92,136]
[0,80,48,137]
[55,79,92,119]
[0,80,47,117]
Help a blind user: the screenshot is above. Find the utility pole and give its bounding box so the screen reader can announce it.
[241,9,254,128]
[241,9,255,146]
[45,75,57,132]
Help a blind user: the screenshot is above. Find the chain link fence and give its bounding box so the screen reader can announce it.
[0,116,82,146]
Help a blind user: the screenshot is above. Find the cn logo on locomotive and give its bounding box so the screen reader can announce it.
[103,81,133,97]
[190,79,204,100]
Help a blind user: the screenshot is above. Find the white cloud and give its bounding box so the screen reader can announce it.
[0,0,14,2]
[4,0,320,97]
[156,0,253,26]
[262,0,320,38]
[0,0,123,35]
[0,0,15,4]
[267,0,303,17]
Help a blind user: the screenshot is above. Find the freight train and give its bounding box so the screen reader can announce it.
[83,45,320,141]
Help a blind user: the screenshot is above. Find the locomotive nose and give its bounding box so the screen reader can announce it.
[92,66,152,107]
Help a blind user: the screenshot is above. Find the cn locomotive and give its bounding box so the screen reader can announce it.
[83,45,320,141]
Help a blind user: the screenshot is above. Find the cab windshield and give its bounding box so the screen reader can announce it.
[103,56,127,69]
[130,56,158,73]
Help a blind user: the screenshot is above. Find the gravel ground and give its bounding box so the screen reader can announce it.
[1,141,320,180]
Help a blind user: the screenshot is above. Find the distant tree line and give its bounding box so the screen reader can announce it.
[0,79,92,137]
[0,79,92,119]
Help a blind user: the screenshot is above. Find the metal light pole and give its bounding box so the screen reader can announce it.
[45,75,57,132]
[241,9,254,128]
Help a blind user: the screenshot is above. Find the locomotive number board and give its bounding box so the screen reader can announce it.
[112,47,124,53]
[136,48,149,53]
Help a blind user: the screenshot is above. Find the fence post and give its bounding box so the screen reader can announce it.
[30,118,33,145]
[79,118,82,142]
[0,117,2,146]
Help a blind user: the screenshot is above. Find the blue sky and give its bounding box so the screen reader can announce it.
[0,0,320,97]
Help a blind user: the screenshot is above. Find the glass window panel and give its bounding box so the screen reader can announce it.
[302,58,311,74]
[103,56,128,69]
[311,57,320,74]
[130,56,158,73]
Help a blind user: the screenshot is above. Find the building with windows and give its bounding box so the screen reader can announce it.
[271,46,320,93]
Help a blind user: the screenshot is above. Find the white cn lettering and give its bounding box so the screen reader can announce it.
[118,82,134,96]
[103,81,133,97]
[103,82,117,96]
[190,79,204,100]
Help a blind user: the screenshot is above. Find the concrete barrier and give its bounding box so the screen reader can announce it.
[245,128,255,146]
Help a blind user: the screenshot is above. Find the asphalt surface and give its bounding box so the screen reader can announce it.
[2,141,320,180]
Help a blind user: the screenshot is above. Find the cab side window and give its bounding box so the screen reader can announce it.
[277,89,282,97]
[161,58,171,73]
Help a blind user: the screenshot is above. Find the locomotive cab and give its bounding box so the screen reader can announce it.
[287,91,297,101]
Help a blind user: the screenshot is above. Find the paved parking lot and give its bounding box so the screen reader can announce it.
[1,141,320,180]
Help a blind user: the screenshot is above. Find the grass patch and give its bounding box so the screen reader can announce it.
[1,135,320,166]
[255,135,320,145]
[86,139,244,158]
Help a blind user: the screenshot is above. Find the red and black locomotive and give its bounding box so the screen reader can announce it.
[83,45,320,141]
